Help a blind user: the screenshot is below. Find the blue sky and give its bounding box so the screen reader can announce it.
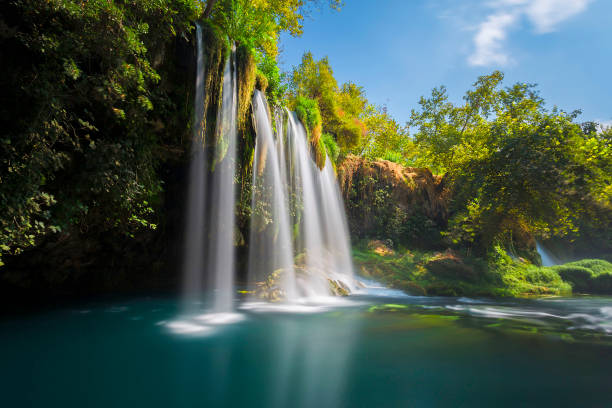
[279,0,611,126]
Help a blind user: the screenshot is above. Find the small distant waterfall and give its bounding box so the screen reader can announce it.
[249,90,355,301]
[536,241,561,267]
[181,26,238,314]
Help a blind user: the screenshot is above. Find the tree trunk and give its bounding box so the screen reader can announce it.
[204,0,217,18]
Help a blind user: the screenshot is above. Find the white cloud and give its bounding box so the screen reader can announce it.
[467,0,592,67]
[526,0,591,33]
[469,11,519,66]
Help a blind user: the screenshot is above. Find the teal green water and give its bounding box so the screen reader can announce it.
[1,292,611,407]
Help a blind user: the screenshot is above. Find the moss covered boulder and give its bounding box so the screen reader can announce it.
[552,259,612,294]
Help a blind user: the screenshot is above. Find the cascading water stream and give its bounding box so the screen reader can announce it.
[248,91,298,300]
[207,44,238,313]
[249,97,355,301]
[536,241,562,267]
[286,112,332,297]
[320,156,355,290]
[181,27,238,317]
[184,34,355,307]
[181,23,207,307]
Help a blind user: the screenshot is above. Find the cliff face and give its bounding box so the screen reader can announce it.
[338,155,450,248]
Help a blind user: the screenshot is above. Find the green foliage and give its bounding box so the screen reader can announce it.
[552,259,612,294]
[255,51,285,106]
[294,96,322,138]
[210,0,342,57]
[0,0,199,263]
[343,172,442,248]
[382,151,403,164]
[255,71,269,93]
[321,133,339,163]
[287,52,366,150]
[353,242,572,298]
[410,71,612,253]
[357,105,414,164]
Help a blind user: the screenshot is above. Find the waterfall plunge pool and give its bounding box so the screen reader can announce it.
[1,291,611,407]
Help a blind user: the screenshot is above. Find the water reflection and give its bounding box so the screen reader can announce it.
[268,312,360,408]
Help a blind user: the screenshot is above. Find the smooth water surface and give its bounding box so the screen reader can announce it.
[2,291,611,407]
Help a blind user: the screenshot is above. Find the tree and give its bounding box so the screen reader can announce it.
[411,72,611,253]
[0,0,199,265]
[209,0,342,56]
[356,105,413,165]
[287,52,366,151]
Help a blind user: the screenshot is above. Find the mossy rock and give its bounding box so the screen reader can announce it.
[255,70,268,93]
[396,281,427,296]
[425,253,479,282]
[425,282,458,296]
[328,279,350,296]
[553,259,612,294]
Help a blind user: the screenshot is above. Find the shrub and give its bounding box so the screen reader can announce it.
[382,151,403,164]
[552,259,612,294]
[321,133,339,163]
[294,95,322,138]
[336,116,363,150]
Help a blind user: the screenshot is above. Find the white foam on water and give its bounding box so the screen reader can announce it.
[194,312,245,325]
[446,302,612,334]
[457,297,488,304]
[165,320,215,336]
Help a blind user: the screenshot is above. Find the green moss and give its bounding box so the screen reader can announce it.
[321,133,340,164]
[255,70,269,93]
[294,96,326,168]
[294,96,322,138]
[199,20,229,150]
[236,44,257,138]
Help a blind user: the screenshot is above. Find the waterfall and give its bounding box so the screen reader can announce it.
[208,44,238,313]
[183,33,355,309]
[286,112,331,297]
[320,157,355,290]
[181,23,207,306]
[536,241,562,267]
[249,91,355,301]
[249,91,298,300]
[181,26,238,314]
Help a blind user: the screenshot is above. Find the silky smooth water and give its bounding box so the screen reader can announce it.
[249,91,298,298]
[207,44,238,313]
[182,34,238,313]
[286,111,331,296]
[2,292,611,408]
[536,241,563,267]
[248,103,355,300]
[181,22,207,304]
